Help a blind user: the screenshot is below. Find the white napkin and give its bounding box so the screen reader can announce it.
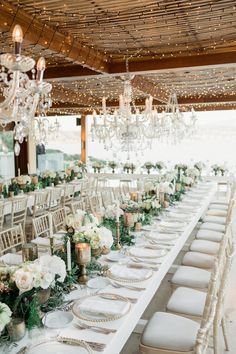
[160,221,186,229]
[110,264,152,280]
[129,247,166,258]
[31,237,63,246]
[148,232,178,241]
[168,212,192,220]
[0,253,22,265]
[79,296,130,316]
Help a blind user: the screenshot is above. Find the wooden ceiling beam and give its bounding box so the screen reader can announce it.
[109,52,236,75]
[52,88,100,107]
[0,1,109,73]
[44,51,236,81]
[131,76,168,103]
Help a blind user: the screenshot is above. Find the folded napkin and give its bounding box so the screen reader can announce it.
[0,253,22,265]
[129,247,166,258]
[160,221,186,228]
[79,296,130,316]
[110,264,152,280]
[148,232,178,241]
[31,237,63,247]
[177,205,196,211]
[168,212,192,220]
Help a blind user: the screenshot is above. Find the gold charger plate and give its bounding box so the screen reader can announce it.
[107,266,153,283]
[72,292,131,323]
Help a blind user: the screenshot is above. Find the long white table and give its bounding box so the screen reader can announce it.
[9,182,216,354]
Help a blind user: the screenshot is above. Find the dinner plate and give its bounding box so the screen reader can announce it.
[159,221,185,229]
[72,292,131,322]
[87,277,110,289]
[106,251,126,262]
[146,232,179,241]
[42,311,73,329]
[128,246,167,258]
[26,340,92,354]
[142,225,154,231]
[107,264,153,283]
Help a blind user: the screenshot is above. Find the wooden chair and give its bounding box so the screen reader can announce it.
[48,187,62,211]
[62,184,75,212]
[10,197,28,231]
[89,194,103,214]
[51,207,66,232]
[32,213,51,239]
[139,291,218,354]
[0,224,25,256]
[31,190,49,217]
[71,200,85,214]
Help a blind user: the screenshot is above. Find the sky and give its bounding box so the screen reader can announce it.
[47,110,236,169]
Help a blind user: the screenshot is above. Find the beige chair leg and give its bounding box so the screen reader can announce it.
[221,317,230,351]
[213,322,220,354]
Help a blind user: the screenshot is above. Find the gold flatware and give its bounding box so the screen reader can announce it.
[57,336,106,352]
[73,322,116,334]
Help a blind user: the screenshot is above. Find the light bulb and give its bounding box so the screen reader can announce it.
[12,25,23,43]
[36,57,46,81]
[37,57,46,71]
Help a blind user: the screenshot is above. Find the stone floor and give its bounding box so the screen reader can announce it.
[120,207,236,354]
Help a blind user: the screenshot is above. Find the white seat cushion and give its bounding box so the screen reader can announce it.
[182,251,215,269]
[141,312,200,351]
[211,199,228,205]
[207,209,227,217]
[171,266,211,289]
[209,203,228,211]
[167,287,206,317]
[190,239,220,255]
[202,215,226,225]
[196,229,223,242]
[199,222,225,233]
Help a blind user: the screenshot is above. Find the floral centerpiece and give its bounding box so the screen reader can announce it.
[155,161,165,171]
[186,167,200,183]
[92,161,105,173]
[219,165,227,176]
[120,198,140,227]
[14,175,31,190]
[123,162,136,174]
[140,196,161,216]
[40,170,57,187]
[144,180,157,196]
[159,181,174,207]
[0,255,66,333]
[211,164,220,176]
[212,164,227,176]
[77,160,87,174]
[73,224,113,256]
[103,203,124,220]
[194,161,205,174]
[143,162,154,174]
[108,161,118,173]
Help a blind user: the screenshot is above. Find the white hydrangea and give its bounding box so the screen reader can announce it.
[104,204,124,220]
[0,302,12,332]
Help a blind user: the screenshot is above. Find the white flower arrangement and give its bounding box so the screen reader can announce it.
[0,302,12,332]
[42,170,56,179]
[92,161,105,169]
[73,224,113,250]
[159,182,174,195]
[12,255,66,294]
[65,210,99,231]
[15,175,31,185]
[140,197,161,211]
[104,203,124,220]
[186,167,200,178]
[181,175,194,185]
[144,180,156,193]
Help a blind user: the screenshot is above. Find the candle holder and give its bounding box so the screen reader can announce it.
[75,243,91,284]
[22,243,38,262]
[115,221,122,250]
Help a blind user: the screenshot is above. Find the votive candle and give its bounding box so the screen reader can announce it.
[75,243,91,264]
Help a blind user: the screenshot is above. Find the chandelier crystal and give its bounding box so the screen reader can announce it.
[0,24,52,155]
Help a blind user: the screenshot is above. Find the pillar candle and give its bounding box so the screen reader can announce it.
[66,238,72,272]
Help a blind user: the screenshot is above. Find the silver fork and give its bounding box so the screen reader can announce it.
[73,322,116,334]
[110,280,145,291]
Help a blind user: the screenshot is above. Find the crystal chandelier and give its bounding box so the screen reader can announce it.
[0,24,52,155]
[32,116,60,146]
[91,60,158,158]
[159,93,197,145]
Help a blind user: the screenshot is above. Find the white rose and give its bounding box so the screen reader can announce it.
[99,227,113,248]
[14,269,34,294]
[90,234,102,249]
[40,272,54,289]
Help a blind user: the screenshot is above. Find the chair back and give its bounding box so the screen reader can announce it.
[62,184,75,206]
[0,224,25,255]
[32,213,51,238]
[71,200,85,214]
[32,191,49,217]
[51,207,66,232]
[11,197,28,230]
[49,187,62,211]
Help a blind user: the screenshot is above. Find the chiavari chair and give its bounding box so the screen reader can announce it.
[0,224,25,256]
[48,187,62,211]
[51,207,66,232]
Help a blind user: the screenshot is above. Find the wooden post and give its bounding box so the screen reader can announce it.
[81,115,87,163]
[14,139,28,176]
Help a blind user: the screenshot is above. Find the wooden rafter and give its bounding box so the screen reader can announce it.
[131,76,168,103]
[0,1,109,73]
